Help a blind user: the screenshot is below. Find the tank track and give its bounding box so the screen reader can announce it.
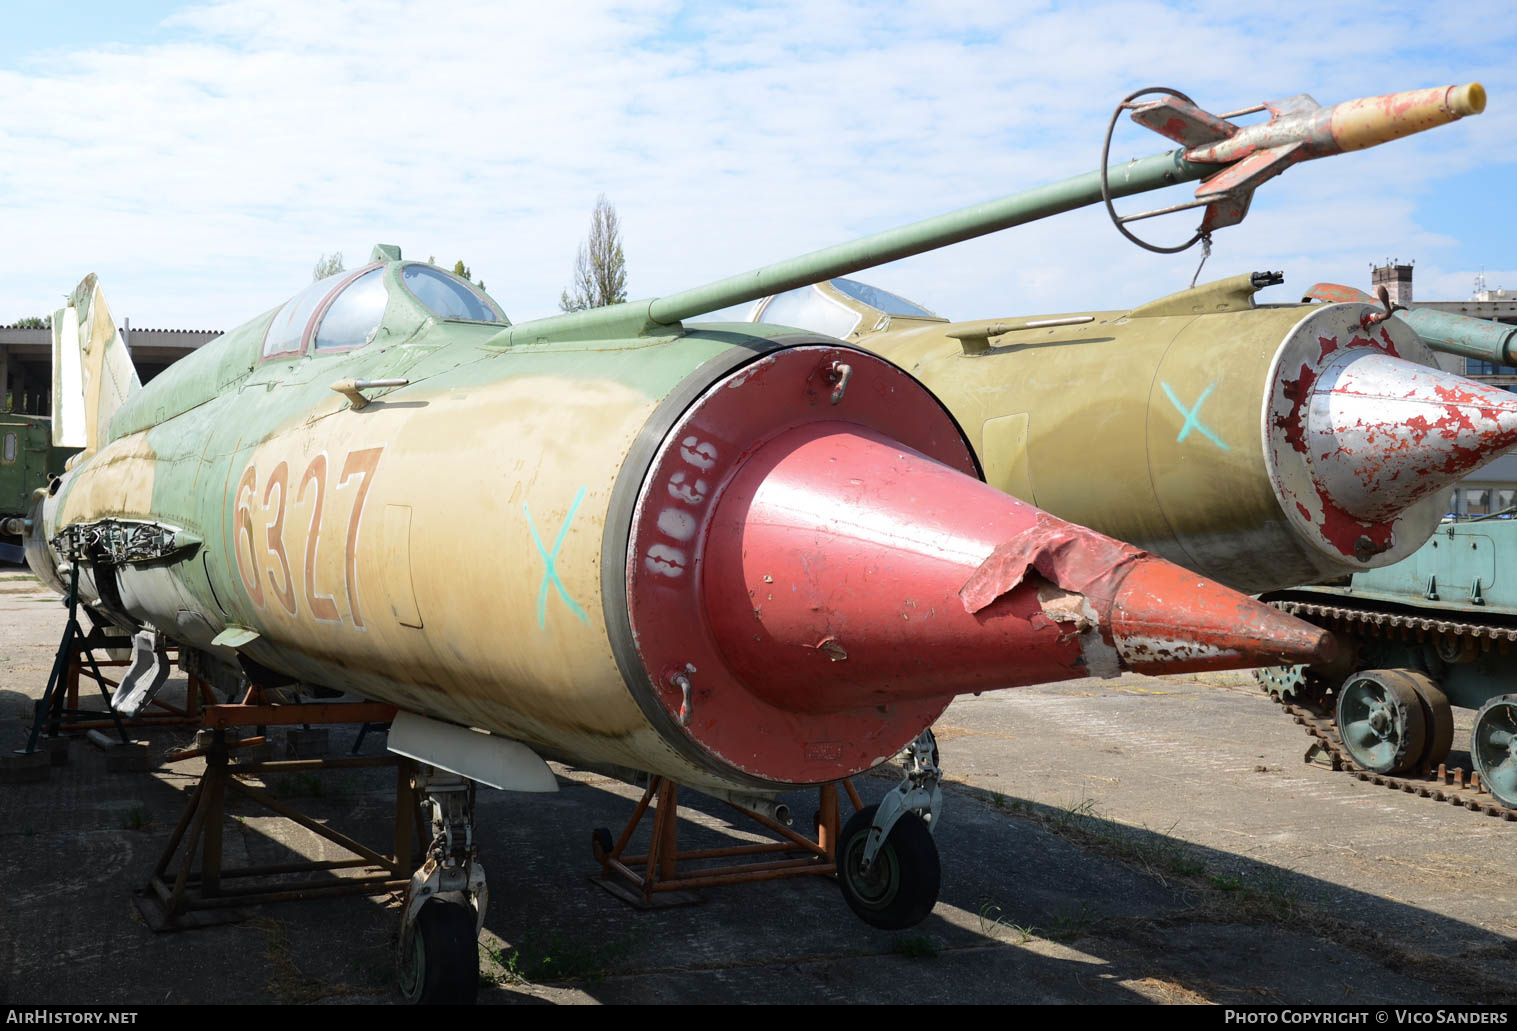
[1261,599,1517,821]
[1270,598,1517,646]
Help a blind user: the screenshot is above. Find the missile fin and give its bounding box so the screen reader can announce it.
[1129,95,1238,148]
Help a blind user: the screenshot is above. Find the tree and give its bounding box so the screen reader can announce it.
[313,252,345,281]
[13,315,50,329]
[559,195,627,313]
[452,260,485,293]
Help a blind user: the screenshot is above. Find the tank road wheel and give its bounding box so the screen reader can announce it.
[837,804,940,930]
[1335,670,1427,775]
[1472,695,1517,810]
[398,898,479,1005]
[1400,670,1454,770]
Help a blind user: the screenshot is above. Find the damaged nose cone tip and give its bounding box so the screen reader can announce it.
[1109,560,1340,675]
[1453,82,1486,116]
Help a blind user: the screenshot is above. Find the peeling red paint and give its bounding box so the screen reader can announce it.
[1311,481,1395,559]
[958,512,1145,616]
[1274,362,1317,455]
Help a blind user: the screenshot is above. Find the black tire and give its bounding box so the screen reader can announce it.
[837,803,940,930]
[397,898,479,1005]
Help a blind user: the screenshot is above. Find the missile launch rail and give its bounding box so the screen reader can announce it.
[1256,516,1517,814]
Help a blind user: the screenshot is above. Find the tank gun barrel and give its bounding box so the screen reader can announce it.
[1399,308,1517,367]
[1303,284,1517,369]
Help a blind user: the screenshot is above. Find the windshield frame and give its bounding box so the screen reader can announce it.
[396,263,507,324]
[260,262,384,361]
[307,262,389,354]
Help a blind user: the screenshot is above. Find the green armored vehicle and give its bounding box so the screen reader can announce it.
[0,415,74,563]
[1257,494,1517,812]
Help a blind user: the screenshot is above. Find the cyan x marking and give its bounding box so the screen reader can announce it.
[525,486,590,628]
[1161,381,1230,452]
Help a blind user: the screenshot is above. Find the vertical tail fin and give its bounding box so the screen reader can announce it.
[51,274,140,455]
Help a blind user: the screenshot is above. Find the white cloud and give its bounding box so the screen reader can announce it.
[0,0,1512,328]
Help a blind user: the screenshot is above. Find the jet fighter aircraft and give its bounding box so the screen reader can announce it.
[735,270,1517,596]
[24,80,1483,1003]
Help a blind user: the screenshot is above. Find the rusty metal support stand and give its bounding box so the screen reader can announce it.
[24,570,212,749]
[23,564,129,753]
[590,776,863,909]
[135,702,416,932]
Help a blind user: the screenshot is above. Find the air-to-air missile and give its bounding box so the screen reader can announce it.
[22,81,1480,1002]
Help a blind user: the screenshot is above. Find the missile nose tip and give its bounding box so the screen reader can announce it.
[1109,561,1344,675]
[1304,626,1340,667]
[1453,82,1486,116]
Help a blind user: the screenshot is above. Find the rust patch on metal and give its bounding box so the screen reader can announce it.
[1032,580,1095,641]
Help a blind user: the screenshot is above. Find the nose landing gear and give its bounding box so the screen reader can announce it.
[397,767,486,1005]
[836,729,943,930]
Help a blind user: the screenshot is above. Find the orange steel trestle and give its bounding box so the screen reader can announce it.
[137,702,423,931]
[591,776,866,906]
[41,629,216,734]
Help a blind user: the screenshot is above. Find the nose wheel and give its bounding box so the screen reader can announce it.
[836,729,943,929]
[398,898,480,1005]
[837,803,940,929]
[396,767,485,1005]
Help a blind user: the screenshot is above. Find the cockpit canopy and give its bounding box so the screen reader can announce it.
[261,257,506,359]
[749,277,940,339]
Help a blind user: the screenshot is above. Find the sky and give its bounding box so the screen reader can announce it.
[2,0,1514,330]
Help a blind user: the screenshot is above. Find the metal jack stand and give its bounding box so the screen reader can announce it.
[590,776,864,908]
[21,565,215,755]
[136,700,423,931]
[22,564,129,754]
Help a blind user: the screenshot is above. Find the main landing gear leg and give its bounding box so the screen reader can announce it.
[397,767,485,1005]
[837,729,943,929]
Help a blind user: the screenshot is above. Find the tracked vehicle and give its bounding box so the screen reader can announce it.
[0,414,73,563]
[1258,510,1517,813]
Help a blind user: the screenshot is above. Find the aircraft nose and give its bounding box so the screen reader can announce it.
[699,422,1343,715]
[1108,558,1339,675]
[1305,350,1517,524]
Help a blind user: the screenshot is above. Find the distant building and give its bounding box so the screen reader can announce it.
[1372,261,1415,308]
[0,323,220,416]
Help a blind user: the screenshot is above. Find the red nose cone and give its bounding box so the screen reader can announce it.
[702,423,1339,712]
[623,344,1338,787]
[1110,559,1339,674]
